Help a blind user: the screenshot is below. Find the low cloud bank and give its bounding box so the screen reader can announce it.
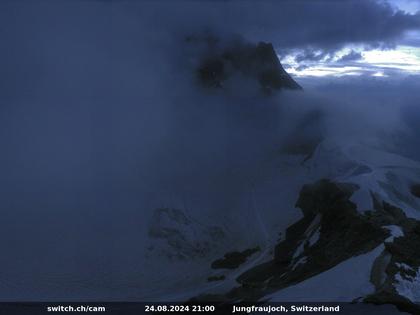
[0,1,419,204]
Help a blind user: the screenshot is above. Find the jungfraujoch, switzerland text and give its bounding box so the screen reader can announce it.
[232,304,340,313]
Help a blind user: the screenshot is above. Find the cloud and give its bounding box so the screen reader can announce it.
[294,49,333,63]
[125,0,420,51]
[0,1,418,192]
[337,50,363,62]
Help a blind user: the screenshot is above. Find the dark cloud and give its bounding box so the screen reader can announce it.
[296,64,311,71]
[337,50,363,62]
[0,0,417,197]
[294,49,333,63]
[125,0,420,51]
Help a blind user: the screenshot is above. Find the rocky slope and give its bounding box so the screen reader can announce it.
[189,175,420,313]
[144,141,420,314]
[141,35,420,314]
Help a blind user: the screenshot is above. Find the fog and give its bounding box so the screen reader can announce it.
[0,0,419,300]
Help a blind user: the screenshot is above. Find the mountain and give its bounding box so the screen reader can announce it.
[188,35,302,94]
[139,35,420,314]
[143,137,420,313]
[185,142,420,314]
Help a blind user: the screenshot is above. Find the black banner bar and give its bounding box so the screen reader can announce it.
[0,302,408,315]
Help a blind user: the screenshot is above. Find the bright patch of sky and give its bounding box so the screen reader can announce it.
[281,46,420,78]
[389,0,420,13]
[279,0,420,79]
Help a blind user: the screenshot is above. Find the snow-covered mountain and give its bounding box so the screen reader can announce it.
[143,139,420,313]
[135,36,420,313]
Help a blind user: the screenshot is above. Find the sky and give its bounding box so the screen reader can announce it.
[1,0,419,89]
[393,0,420,13]
[277,0,420,81]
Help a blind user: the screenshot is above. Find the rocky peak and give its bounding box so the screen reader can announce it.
[273,179,388,270]
[189,35,302,94]
[295,179,359,217]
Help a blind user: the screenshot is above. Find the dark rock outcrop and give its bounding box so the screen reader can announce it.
[207,180,390,301]
[365,221,420,313]
[410,184,420,198]
[269,180,389,287]
[193,179,420,313]
[294,179,359,217]
[190,36,302,94]
[366,196,418,232]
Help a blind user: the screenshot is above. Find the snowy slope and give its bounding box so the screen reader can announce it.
[140,134,420,315]
[268,245,384,302]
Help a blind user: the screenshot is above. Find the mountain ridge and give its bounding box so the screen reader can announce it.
[187,35,302,94]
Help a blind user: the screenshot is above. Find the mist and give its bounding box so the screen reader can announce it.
[0,0,419,301]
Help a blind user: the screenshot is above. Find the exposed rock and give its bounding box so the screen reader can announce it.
[387,223,420,268]
[269,180,388,288]
[274,180,420,312]
[410,184,420,198]
[366,197,418,233]
[193,179,420,313]
[364,291,420,315]
[227,181,393,296]
[211,180,389,301]
[365,221,420,313]
[190,36,301,94]
[294,179,359,217]
[198,58,226,88]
